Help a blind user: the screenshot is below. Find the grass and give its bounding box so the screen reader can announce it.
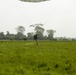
[0,41,76,75]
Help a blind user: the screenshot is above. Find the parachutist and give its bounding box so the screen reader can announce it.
[34,34,38,45]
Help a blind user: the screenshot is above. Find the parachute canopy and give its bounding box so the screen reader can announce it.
[20,0,49,3]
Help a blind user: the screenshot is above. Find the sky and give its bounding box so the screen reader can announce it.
[0,0,76,38]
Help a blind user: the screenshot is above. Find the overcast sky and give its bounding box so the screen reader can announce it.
[0,0,76,38]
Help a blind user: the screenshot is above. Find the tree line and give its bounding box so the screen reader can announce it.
[0,24,76,41]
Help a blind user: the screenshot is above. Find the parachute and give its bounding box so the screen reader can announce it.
[20,0,49,3]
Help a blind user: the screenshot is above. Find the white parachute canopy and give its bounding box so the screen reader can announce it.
[20,0,49,2]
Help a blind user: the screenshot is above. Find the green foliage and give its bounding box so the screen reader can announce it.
[46,29,56,40]
[16,26,25,34]
[34,26,45,33]
[27,32,34,40]
[34,24,45,40]
[0,41,76,75]
[0,32,5,39]
[15,32,25,40]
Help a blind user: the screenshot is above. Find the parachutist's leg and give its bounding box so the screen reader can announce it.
[36,39,38,45]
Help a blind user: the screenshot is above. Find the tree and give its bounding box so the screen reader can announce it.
[15,26,25,40]
[27,32,34,40]
[5,31,11,40]
[0,32,5,40]
[30,23,45,40]
[5,31,15,40]
[15,32,26,40]
[34,24,45,40]
[46,29,56,40]
[36,31,44,40]
[16,26,25,34]
[6,31,10,35]
[34,25,44,33]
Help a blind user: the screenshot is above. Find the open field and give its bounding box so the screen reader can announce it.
[0,41,76,75]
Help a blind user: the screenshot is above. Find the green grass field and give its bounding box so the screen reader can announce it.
[0,41,76,75]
